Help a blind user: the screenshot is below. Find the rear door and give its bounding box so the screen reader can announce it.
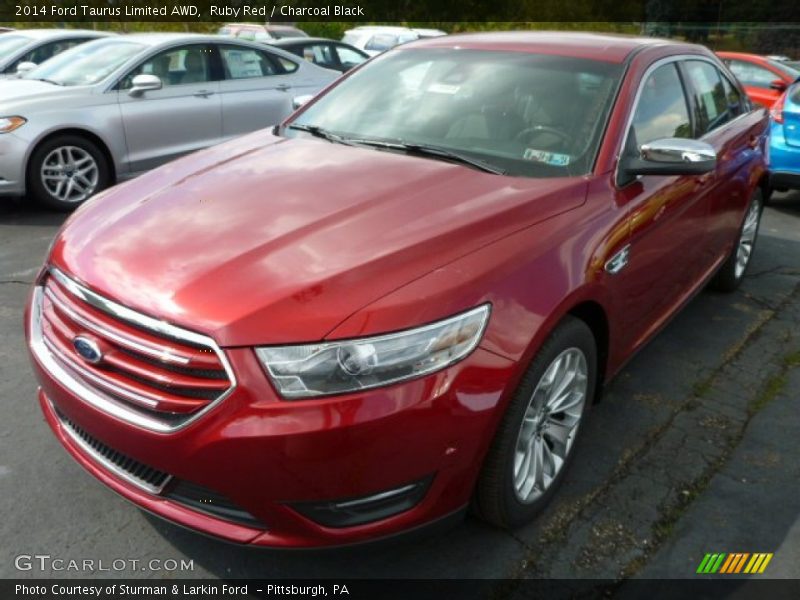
[216,43,297,139]
[117,43,221,173]
[680,59,764,265]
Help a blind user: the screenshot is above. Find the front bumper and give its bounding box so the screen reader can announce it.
[0,131,29,196]
[26,286,517,547]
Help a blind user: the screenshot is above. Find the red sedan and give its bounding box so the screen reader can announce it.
[26,32,768,547]
[717,51,800,108]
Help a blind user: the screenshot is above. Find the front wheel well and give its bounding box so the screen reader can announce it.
[26,129,117,189]
[567,301,609,403]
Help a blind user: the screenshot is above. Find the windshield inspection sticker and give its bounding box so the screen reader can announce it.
[523,148,571,166]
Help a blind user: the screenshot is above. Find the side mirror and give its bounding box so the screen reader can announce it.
[15,61,37,76]
[770,79,787,92]
[619,138,716,185]
[129,74,162,97]
[292,94,314,110]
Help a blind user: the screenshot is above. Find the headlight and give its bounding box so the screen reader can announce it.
[256,304,491,399]
[0,116,26,133]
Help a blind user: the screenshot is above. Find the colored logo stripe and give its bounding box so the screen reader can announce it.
[697,553,773,574]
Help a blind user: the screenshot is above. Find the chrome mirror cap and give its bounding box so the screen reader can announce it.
[292,94,315,110]
[15,61,37,76]
[129,74,162,97]
[640,138,717,164]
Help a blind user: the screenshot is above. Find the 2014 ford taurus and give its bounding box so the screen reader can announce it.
[26,32,768,547]
[0,33,336,210]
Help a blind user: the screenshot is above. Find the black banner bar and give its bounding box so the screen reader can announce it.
[2,0,800,23]
[4,579,800,600]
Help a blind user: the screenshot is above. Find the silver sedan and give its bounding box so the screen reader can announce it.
[0,33,338,210]
[0,29,112,77]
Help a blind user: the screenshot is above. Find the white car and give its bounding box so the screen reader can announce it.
[342,26,424,57]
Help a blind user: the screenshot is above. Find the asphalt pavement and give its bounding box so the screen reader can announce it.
[1,191,798,585]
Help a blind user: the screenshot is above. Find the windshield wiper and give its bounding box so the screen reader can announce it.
[29,78,63,86]
[287,123,355,146]
[346,138,507,175]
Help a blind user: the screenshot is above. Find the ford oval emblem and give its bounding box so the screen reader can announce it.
[73,336,103,364]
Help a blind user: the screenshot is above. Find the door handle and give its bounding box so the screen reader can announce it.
[193,90,214,98]
[275,84,291,92]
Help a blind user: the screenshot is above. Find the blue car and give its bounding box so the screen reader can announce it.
[769,81,800,190]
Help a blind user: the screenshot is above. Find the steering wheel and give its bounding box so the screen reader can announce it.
[515,125,572,145]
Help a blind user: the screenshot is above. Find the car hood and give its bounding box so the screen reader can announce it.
[0,79,82,104]
[53,131,589,346]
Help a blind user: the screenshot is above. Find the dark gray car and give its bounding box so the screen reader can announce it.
[0,33,337,210]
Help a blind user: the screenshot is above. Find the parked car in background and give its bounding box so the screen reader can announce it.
[26,32,768,548]
[342,26,421,56]
[0,29,112,78]
[717,51,800,108]
[0,33,336,210]
[410,28,448,39]
[270,37,369,72]
[218,23,308,42]
[768,82,800,191]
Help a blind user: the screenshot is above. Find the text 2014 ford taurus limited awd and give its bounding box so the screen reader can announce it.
[25,33,768,547]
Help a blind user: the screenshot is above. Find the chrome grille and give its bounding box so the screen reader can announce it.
[30,268,236,433]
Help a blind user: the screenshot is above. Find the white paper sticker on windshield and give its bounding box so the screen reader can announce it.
[428,83,460,95]
[523,148,571,166]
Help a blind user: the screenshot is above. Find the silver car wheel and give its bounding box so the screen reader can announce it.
[513,347,588,504]
[735,197,761,280]
[40,146,99,204]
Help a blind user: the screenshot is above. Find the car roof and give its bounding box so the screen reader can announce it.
[404,31,703,63]
[8,28,112,40]
[716,51,768,61]
[271,37,344,45]
[345,26,415,34]
[115,32,229,46]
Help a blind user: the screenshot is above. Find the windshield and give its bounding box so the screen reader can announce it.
[288,49,623,177]
[0,34,32,62]
[24,38,145,86]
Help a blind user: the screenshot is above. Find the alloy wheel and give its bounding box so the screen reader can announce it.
[735,197,761,280]
[40,146,99,204]
[512,347,588,504]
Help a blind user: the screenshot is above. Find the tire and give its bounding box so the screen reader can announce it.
[474,316,597,528]
[28,135,110,211]
[711,189,763,293]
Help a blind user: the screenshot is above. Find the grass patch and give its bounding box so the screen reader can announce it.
[749,373,788,415]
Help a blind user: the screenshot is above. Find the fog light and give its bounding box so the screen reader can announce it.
[290,476,433,528]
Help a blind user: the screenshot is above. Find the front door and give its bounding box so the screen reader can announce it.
[118,44,221,174]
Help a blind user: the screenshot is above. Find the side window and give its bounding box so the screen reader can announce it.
[727,60,778,89]
[628,63,691,150]
[19,39,85,66]
[220,46,297,79]
[684,61,730,135]
[335,46,367,68]
[300,44,337,69]
[120,45,213,88]
[721,74,745,117]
